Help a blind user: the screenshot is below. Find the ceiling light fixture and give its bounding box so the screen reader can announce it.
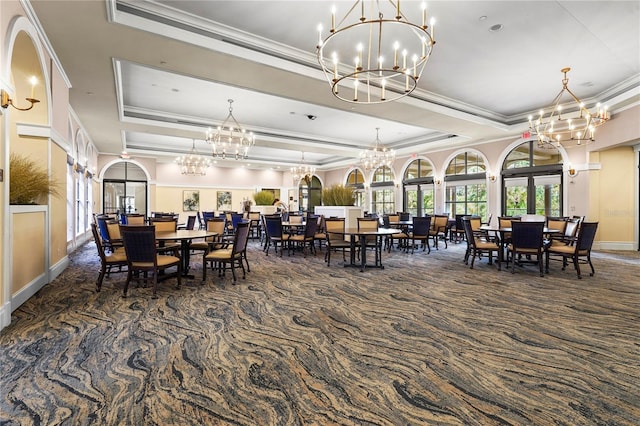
[360,127,395,170]
[316,0,436,104]
[175,139,211,176]
[205,99,255,160]
[528,67,610,149]
[291,151,316,185]
[1,76,40,111]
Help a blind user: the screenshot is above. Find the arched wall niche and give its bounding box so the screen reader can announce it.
[4,18,50,130]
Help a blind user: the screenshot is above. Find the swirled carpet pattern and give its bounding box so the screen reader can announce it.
[1,239,639,425]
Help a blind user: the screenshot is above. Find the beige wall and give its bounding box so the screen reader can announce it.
[589,147,636,245]
[155,186,256,223]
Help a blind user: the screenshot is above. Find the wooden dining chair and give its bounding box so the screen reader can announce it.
[357,217,382,266]
[462,217,500,269]
[407,216,431,254]
[324,217,351,266]
[120,225,182,298]
[545,221,598,279]
[190,218,227,255]
[264,215,288,256]
[150,217,180,254]
[91,223,128,292]
[506,221,545,276]
[289,215,318,257]
[203,221,251,283]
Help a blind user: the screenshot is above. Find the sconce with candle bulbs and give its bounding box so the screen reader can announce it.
[1,76,40,111]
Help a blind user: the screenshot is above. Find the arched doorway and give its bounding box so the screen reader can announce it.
[297,175,322,214]
[102,162,149,218]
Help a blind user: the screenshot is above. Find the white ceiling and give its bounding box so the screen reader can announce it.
[29,0,640,170]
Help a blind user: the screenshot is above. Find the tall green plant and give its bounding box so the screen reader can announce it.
[321,184,355,206]
[253,190,275,206]
[9,153,61,205]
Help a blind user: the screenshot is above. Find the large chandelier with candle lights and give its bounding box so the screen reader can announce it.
[316,0,436,104]
[528,68,610,149]
[360,128,395,170]
[291,152,316,185]
[205,99,255,159]
[175,139,212,176]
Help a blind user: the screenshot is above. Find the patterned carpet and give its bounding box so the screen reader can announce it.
[1,237,639,425]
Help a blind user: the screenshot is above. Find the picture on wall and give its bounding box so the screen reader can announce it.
[217,191,232,211]
[183,190,200,211]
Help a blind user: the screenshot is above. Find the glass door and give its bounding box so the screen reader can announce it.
[534,175,561,217]
[504,177,528,216]
[405,185,418,217]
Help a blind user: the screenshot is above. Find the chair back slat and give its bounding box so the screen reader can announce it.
[412,216,431,236]
[150,218,177,232]
[120,225,157,263]
[185,215,197,230]
[265,215,284,238]
[510,221,544,249]
[232,222,251,255]
[576,222,598,251]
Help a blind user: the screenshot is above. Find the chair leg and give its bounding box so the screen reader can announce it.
[587,254,595,276]
[97,266,106,292]
[152,274,159,299]
[574,256,582,279]
[123,270,132,298]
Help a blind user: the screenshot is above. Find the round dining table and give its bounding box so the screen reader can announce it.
[156,229,217,277]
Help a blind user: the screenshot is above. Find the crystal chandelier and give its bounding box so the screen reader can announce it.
[291,152,316,185]
[316,0,436,104]
[360,128,395,170]
[175,139,211,176]
[205,99,255,159]
[528,67,610,149]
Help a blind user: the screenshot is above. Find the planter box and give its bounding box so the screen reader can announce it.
[253,205,278,215]
[314,206,363,228]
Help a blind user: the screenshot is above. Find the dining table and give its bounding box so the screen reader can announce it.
[156,229,218,278]
[479,225,561,266]
[330,227,398,272]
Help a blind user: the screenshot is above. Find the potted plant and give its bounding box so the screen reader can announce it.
[253,190,275,206]
[316,184,362,228]
[9,153,61,205]
[321,184,355,206]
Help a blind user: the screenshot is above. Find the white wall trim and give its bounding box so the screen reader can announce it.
[0,301,11,331]
[593,241,637,251]
[11,272,48,312]
[50,255,69,282]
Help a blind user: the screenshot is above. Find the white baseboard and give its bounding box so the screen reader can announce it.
[11,273,47,313]
[50,255,69,282]
[0,301,11,331]
[593,241,637,251]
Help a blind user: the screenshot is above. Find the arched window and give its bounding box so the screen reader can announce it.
[371,166,395,215]
[346,169,365,207]
[298,175,322,213]
[444,151,488,220]
[502,141,563,217]
[403,159,435,216]
[103,162,148,217]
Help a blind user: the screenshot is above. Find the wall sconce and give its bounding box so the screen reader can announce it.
[1,77,40,111]
[568,167,578,178]
[489,174,497,182]
[435,178,442,185]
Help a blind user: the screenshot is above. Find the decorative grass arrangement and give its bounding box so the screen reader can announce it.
[253,190,275,206]
[9,153,61,205]
[321,184,355,206]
